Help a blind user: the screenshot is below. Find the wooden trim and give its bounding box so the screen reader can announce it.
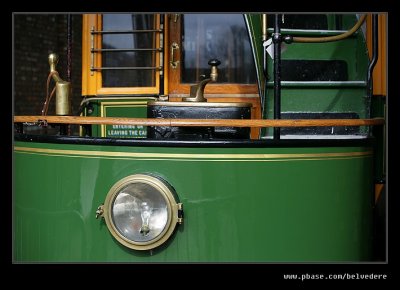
[82,14,162,96]
[82,14,98,96]
[366,13,387,96]
[167,14,182,94]
[374,183,384,204]
[167,14,261,137]
[14,116,385,127]
[163,15,169,94]
[167,14,258,95]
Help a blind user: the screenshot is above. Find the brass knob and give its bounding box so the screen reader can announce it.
[48,53,59,72]
[208,59,221,67]
[208,59,220,82]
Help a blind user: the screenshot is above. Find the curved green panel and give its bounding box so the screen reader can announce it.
[14,141,373,262]
[244,14,265,104]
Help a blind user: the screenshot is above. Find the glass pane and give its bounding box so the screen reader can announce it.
[182,14,256,84]
[102,14,156,87]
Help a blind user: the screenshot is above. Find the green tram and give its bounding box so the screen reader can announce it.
[14,13,386,262]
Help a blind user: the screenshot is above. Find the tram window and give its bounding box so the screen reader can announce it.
[181,14,256,84]
[102,14,157,87]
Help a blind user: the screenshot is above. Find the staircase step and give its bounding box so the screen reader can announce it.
[267,28,359,37]
[267,81,367,88]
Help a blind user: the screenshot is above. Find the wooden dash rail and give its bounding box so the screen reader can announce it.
[14,116,385,128]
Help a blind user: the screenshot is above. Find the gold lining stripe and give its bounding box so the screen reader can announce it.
[14,146,372,160]
[14,151,370,162]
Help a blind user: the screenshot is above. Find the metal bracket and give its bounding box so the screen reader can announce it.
[37,119,48,127]
[95,204,104,219]
[177,203,183,224]
[90,26,95,76]
[170,42,180,69]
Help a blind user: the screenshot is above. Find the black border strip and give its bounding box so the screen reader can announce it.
[14,134,375,148]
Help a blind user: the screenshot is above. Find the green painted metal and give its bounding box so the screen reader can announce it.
[84,98,155,138]
[14,141,373,262]
[275,38,368,81]
[245,14,370,138]
[263,87,368,137]
[371,96,386,180]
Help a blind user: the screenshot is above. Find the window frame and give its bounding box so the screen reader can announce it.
[167,14,258,97]
[82,13,261,139]
[82,14,162,96]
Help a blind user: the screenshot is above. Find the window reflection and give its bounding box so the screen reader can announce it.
[182,14,256,84]
[102,14,156,87]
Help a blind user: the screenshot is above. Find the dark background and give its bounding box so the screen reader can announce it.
[14,14,82,116]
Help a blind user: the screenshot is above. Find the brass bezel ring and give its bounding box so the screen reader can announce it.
[103,174,179,251]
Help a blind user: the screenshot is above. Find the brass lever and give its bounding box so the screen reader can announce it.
[170,42,180,69]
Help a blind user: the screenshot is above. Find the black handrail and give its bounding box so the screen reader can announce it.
[273,14,282,140]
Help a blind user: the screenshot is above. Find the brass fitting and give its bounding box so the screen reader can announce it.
[48,53,71,115]
[183,59,221,102]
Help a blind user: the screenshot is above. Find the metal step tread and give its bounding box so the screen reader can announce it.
[267,28,359,37]
[266,81,367,87]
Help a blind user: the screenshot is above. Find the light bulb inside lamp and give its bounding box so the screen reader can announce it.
[140,201,152,236]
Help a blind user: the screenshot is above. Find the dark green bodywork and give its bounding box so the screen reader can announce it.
[14,13,376,262]
[371,96,386,181]
[14,141,373,262]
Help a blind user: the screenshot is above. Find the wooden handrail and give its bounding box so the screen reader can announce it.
[14,116,385,128]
